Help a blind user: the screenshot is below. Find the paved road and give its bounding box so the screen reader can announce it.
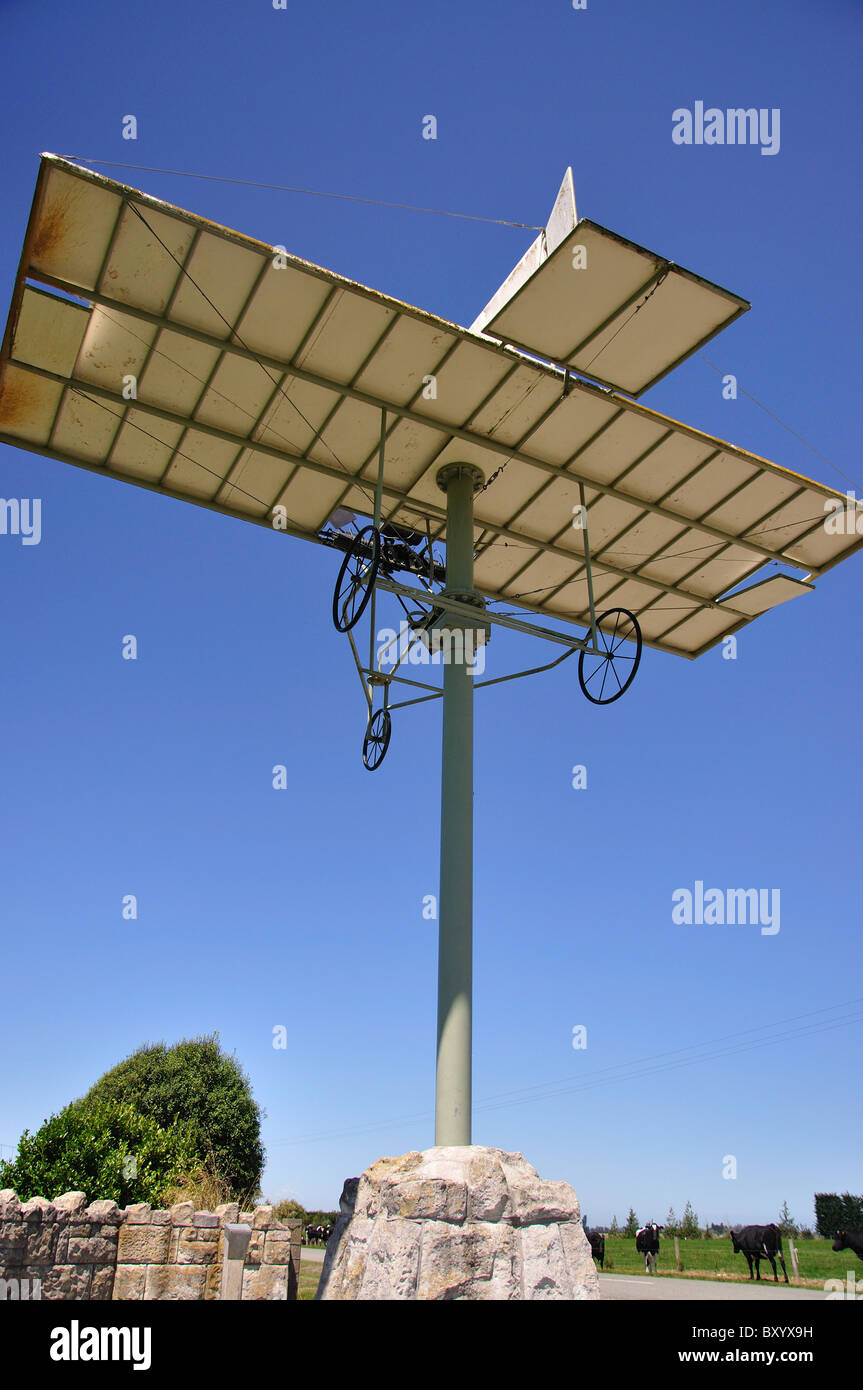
[600,1273,825,1301]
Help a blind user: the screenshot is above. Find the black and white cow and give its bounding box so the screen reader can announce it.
[730,1224,788,1283]
[832,1230,863,1262]
[585,1229,605,1270]
[636,1224,662,1274]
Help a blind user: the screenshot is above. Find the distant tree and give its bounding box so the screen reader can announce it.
[664,1206,680,1237]
[798,1228,814,1240]
[778,1200,798,1238]
[840,1193,863,1230]
[681,1201,700,1239]
[624,1207,638,1237]
[608,1214,620,1236]
[306,1209,339,1227]
[272,1199,307,1223]
[814,1192,863,1237]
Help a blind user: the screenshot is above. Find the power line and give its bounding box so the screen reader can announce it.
[55,155,542,231]
[269,996,863,1148]
[696,352,860,491]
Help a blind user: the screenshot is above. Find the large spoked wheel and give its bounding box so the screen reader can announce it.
[578,609,642,705]
[332,527,380,633]
[362,708,391,771]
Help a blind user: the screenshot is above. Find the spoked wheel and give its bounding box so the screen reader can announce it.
[362,708,391,771]
[578,609,642,705]
[332,526,380,633]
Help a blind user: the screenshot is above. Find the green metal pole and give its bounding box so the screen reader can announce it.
[435,462,483,1147]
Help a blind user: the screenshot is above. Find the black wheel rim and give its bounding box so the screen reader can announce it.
[578,609,642,705]
[333,527,380,633]
[363,709,391,771]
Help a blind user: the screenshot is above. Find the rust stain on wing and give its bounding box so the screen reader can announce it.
[32,195,72,265]
[0,372,41,428]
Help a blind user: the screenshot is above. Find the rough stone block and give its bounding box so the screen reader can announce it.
[169,1202,195,1226]
[23,1220,60,1264]
[418,1220,518,1301]
[242,1265,288,1301]
[176,1233,219,1265]
[504,1174,579,1226]
[112,1265,146,1301]
[123,1203,152,1225]
[90,1266,116,1301]
[519,1221,572,1298]
[144,1265,206,1301]
[557,1219,601,1296]
[215,1203,239,1224]
[38,1264,93,1300]
[20,1197,52,1220]
[0,1223,28,1265]
[87,1200,121,1223]
[53,1192,87,1214]
[117,1222,171,1265]
[262,1232,293,1265]
[67,1233,118,1265]
[384,1176,467,1223]
[252,1206,273,1230]
[192,1211,219,1228]
[245,1231,265,1266]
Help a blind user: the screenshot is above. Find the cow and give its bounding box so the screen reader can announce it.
[636,1224,662,1274]
[730,1224,788,1283]
[585,1229,605,1270]
[832,1230,863,1262]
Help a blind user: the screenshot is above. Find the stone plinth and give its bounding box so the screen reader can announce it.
[315,1146,599,1301]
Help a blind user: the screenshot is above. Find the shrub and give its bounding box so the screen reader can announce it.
[0,1098,198,1206]
[81,1034,264,1198]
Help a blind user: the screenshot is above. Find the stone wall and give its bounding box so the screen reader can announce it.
[0,1189,300,1301]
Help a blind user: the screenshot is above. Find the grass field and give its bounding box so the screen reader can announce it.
[601,1236,857,1287]
[299,1256,322,1301]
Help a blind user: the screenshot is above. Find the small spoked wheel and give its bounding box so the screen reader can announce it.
[578,609,642,705]
[332,526,380,633]
[362,708,391,771]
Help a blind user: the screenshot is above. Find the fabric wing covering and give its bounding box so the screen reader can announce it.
[1,156,860,659]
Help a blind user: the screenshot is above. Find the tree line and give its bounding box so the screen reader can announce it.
[597,1199,812,1239]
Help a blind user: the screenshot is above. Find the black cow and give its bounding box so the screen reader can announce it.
[585,1229,605,1270]
[832,1230,863,1262]
[636,1224,662,1275]
[730,1224,788,1283]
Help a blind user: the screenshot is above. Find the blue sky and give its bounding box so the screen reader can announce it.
[1,0,861,1230]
